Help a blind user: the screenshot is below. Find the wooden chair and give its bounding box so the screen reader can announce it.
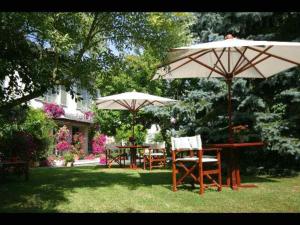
[143,142,166,171]
[105,144,127,168]
[171,135,222,195]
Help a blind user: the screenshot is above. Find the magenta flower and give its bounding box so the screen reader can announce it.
[99,157,107,165]
[44,103,65,118]
[84,111,94,120]
[55,126,71,152]
[56,141,71,151]
[92,133,107,154]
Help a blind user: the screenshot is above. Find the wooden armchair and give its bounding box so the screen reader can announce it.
[143,142,166,171]
[105,144,127,168]
[171,135,222,195]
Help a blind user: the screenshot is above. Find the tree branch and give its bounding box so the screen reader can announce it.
[0,90,45,114]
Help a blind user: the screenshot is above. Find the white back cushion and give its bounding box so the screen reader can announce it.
[171,135,202,151]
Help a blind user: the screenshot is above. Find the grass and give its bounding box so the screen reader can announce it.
[0,166,300,212]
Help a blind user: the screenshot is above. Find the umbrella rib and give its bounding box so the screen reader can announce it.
[115,100,132,110]
[135,100,150,111]
[231,47,248,74]
[235,55,270,77]
[233,47,266,78]
[188,57,225,77]
[123,100,133,110]
[211,48,227,76]
[95,99,114,105]
[234,45,273,75]
[164,50,213,75]
[158,49,210,68]
[131,99,136,111]
[247,46,300,66]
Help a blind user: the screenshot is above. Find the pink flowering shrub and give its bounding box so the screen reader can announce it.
[55,126,71,152]
[56,141,71,152]
[100,157,107,165]
[71,132,85,159]
[84,111,94,120]
[92,132,107,154]
[73,132,85,147]
[44,103,65,118]
[84,154,96,160]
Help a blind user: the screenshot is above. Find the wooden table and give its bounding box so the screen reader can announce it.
[207,142,265,190]
[116,145,150,169]
[0,160,29,181]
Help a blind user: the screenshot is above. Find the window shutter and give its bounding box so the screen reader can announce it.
[60,86,67,105]
[77,88,83,109]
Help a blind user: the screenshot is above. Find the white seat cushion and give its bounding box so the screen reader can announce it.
[175,157,198,161]
[202,158,218,162]
[175,157,217,163]
[203,155,216,158]
[144,152,164,156]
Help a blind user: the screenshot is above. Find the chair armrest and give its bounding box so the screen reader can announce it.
[202,147,222,152]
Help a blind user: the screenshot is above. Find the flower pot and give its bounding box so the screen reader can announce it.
[74,155,79,161]
[34,161,40,167]
[54,159,65,167]
[66,162,73,167]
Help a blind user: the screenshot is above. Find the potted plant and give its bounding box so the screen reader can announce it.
[53,155,65,167]
[63,152,74,167]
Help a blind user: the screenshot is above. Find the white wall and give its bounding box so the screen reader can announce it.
[29,86,94,120]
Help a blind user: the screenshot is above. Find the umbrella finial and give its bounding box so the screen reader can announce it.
[225,34,234,39]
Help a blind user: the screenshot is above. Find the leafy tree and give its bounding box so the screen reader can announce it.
[93,13,194,135]
[0,12,192,113]
[160,12,300,169]
[0,108,57,161]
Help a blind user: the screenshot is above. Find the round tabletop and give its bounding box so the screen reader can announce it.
[207,142,265,149]
[115,145,150,149]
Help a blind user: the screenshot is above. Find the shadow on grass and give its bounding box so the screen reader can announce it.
[0,165,291,212]
[0,166,171,212]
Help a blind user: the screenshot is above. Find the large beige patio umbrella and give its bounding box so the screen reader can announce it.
[153,34,300,143]
[95,90,176,144]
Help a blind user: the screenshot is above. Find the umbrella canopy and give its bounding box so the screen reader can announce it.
[153,35,300,143]
[96,90,176,143]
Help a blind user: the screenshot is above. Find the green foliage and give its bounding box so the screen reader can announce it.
[115,124,147,145]
[158,12,300,169]
[63,151,75,164]
[153,132,164,143]
[0,12,193,113]
[0,107,57,161]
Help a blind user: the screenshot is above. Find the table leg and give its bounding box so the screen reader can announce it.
[133,149,137,169]
[235,151,241,186]
[230,150,238,190]
[123,149,126,167]
[225,151,231,186]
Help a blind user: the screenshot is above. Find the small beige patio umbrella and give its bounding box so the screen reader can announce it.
[95,90,176,144]
[153,34,300,143]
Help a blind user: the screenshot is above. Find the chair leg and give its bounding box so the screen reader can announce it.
[172,162,177,192]
[218,162,222,192]
[199,165,204,195]
[143,156,146,170]
[149,156,152,171]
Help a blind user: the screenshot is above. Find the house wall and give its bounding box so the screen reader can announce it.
[29,86,95,153]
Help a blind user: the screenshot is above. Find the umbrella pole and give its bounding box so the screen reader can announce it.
[227,78,234,143]
[131,111,136,145]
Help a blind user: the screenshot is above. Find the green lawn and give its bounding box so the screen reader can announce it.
[0,166,300,212]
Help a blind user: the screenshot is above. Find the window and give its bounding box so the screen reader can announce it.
[77,88,91,111]
[60,85,67,106]
[39,87,58,103]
